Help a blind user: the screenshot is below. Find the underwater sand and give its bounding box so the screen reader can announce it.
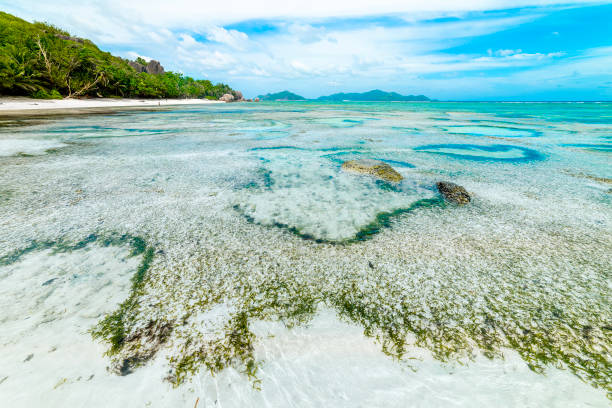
[0,101,610,406]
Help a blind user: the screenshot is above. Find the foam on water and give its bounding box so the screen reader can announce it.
[0,101,610,406]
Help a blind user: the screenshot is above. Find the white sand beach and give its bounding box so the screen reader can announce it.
[0,97,225,116]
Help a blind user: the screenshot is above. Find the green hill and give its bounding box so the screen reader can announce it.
[317,89,430,101]
[0,11,237,99]
[258,90,306,101]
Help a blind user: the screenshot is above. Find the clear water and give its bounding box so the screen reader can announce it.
[0,101,610,406]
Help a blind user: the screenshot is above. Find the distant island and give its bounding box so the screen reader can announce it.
[0,10,431,104]
[257,89,431,102]
[317,89,430,102]
[258,91,306,101]
[0,11,239,100]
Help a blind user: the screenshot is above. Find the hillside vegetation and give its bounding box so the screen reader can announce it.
[317,89,430,101]
[258,90,306,101]
[0,11,237,99]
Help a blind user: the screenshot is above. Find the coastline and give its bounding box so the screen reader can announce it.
[0,97,225,117]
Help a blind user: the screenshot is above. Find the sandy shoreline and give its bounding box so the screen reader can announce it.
[0,97,225,117]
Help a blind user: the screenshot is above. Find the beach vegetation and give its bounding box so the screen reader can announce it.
[0,11,237,99]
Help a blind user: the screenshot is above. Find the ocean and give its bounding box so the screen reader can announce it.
[0,101,610,406]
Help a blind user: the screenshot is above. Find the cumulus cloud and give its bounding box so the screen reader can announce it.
[126,51,153,61]
[486,49,565,60]
[9,0,604,25]
[0,0,607,98]
[204,26,249,49]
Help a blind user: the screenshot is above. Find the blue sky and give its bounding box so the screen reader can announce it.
[2,1,612,100]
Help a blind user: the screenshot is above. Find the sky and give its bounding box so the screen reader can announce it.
[2,1,612,100]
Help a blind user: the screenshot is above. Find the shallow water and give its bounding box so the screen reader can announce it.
[0,101,610,406]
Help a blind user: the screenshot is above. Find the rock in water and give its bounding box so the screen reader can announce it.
[341,159,403,183]
[219,93,235,102]
[436,181,471,204]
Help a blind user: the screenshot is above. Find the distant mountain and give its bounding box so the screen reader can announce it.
[258,90,306,101]
[317,89,430,102]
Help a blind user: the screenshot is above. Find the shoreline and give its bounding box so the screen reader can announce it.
[0,97,225,117]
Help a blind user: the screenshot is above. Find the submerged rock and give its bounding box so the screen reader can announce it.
[341,159,403,183]
[436,181,471,204]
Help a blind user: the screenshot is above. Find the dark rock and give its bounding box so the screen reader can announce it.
[341,159,403,183]
[54,34,84,43]
[233,91,244,101]
[114,358,136,376]
[145,60,165,75]
[128,60,165,75]
[436,181,471,204]
[110,320,173,376]
[42,278,57,286]
[128,61,146,73]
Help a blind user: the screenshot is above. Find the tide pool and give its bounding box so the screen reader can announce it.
[0,101,610,407]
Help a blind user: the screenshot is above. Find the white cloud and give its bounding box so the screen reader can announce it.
[205,26,248,49]
[12,0,605,26]
[126,51,153,61]
[494,49,522,56]
[178,33,199,48]
[0,0,607,99]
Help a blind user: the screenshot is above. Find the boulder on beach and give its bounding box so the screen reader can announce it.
[341,159,403,183]
[436,181,471,204]
[219,93,235,102]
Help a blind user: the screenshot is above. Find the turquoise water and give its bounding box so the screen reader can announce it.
[0,102,610,406]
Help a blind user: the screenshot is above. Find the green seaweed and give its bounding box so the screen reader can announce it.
[234,197,443,245]
[0,233,156,359]
[5,223,607,398]
[242,167,274,190]
[91,245,156,358]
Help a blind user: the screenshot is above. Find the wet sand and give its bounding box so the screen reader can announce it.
[0,97,225,117]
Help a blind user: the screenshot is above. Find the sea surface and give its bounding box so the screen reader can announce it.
[0,101,610,407]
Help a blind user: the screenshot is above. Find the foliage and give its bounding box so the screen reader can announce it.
[317,89,430,101]
[258,90,306,101]
[0,11,237,99]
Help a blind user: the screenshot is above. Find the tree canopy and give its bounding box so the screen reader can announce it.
[0,11,237,99]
